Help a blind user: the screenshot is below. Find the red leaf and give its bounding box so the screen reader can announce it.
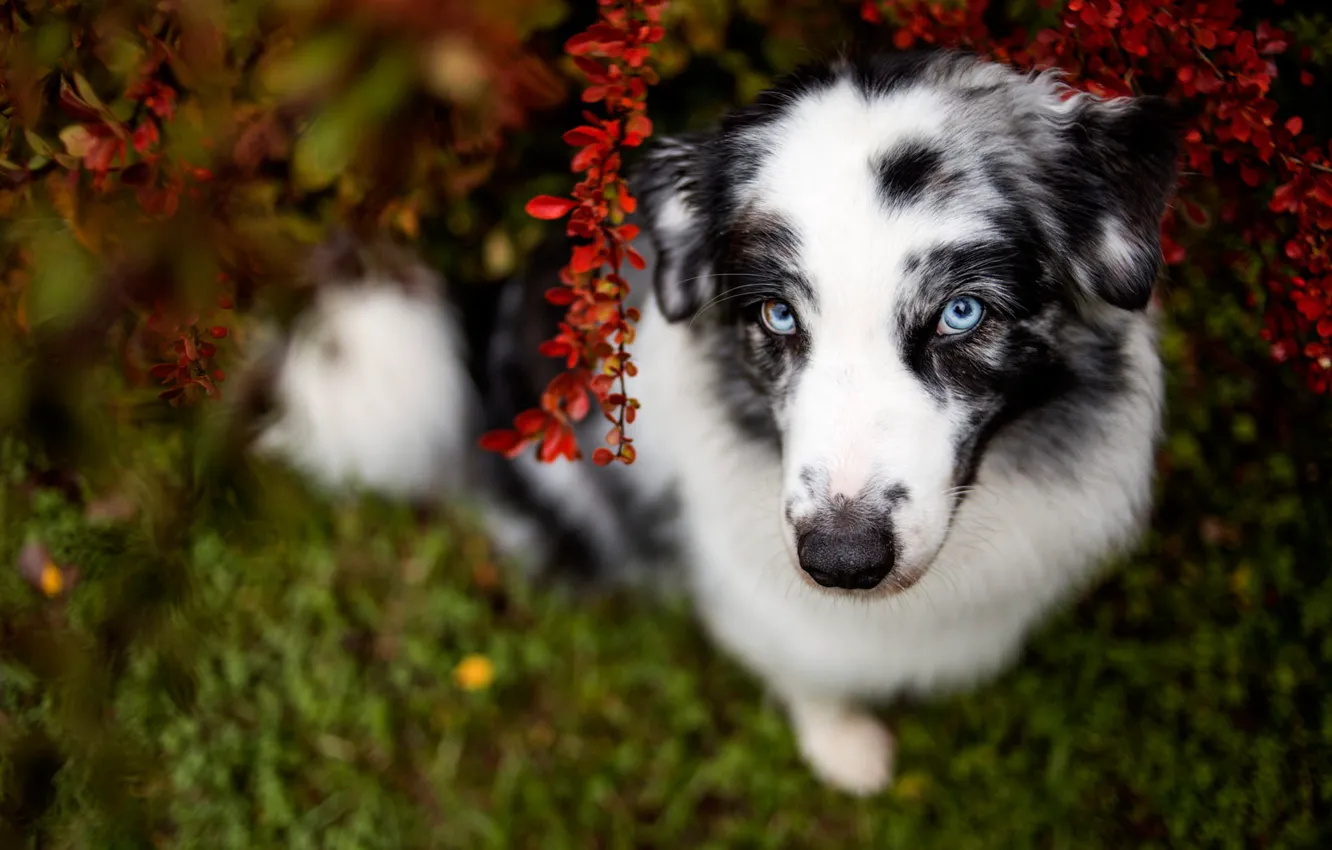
[571,243,603,274]
[563,125,608,147]
[1162,238,1187,265]
[539,425,578,463]
[566,386,591,421]
[526,195,577,220]
[571,144,602,172]
[1285,116,1304,137]
[1270,181,1300,214]
[545,287,577,306]
[515,409,549,436]
[479,429,525,455]
[564,33,598,55]
[132,121,159,154]
[538,339,570,358]
[149,363,177,381]
[592,447,616,465]
[1309,182,1332,208]
[572,57,610,82]
[624,113,652,144]
[1180,199,1210,228]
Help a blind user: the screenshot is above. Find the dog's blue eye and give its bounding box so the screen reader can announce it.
[760,300,798,335]
[937,296,985,336]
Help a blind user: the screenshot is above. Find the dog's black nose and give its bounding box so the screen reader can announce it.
[797,528,896,590]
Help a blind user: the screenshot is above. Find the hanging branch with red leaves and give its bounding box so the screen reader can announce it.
[480,0,667,465]
[862,0,1332,392]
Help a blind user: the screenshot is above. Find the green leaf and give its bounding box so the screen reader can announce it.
[289,50,412,191]
[24,130,53,158]
[260,29,360,97]
[26,231,97,328]
[73,72,110,113]
[290,108,362,192]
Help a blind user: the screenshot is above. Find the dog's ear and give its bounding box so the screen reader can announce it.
[634,132,716,322]
[1051,93,1181,311]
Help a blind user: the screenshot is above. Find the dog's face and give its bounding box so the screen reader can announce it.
[636,51,1179,593]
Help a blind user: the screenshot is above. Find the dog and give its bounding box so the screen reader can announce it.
[245,234,481,505]
[253,49,1180,795]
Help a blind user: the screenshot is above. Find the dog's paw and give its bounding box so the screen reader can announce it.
[788,700,895,796]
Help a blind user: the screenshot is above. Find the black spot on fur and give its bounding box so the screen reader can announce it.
[877,142,943,206]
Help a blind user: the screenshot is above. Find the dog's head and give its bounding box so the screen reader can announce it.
[635,50,1179,593]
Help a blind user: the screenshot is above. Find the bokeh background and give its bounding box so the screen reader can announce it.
[2,0,1331,847]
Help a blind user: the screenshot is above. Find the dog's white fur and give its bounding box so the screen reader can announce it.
[254,279,476,502]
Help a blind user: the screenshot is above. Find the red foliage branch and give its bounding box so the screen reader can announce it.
[863,0,1332,392]
[480,0,666,464]
[144,285,234,405]
[46,36,227,402]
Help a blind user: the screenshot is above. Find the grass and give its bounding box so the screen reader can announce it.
[2,281,1330,848]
